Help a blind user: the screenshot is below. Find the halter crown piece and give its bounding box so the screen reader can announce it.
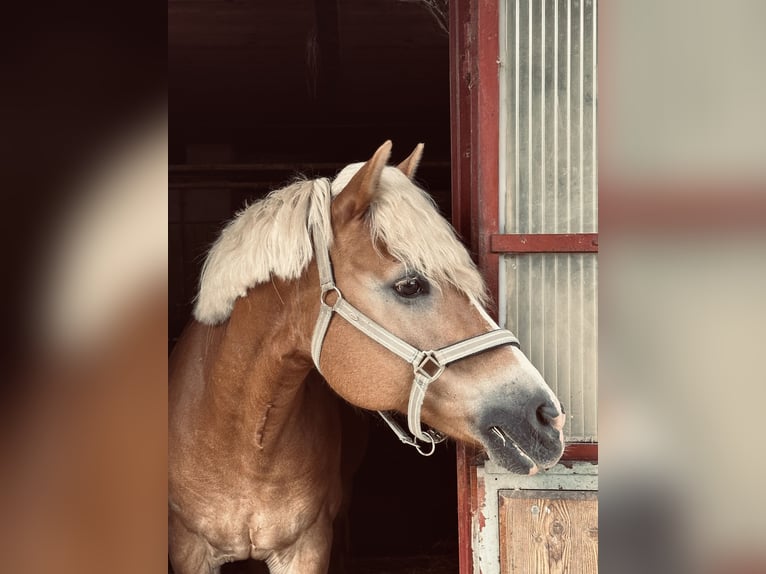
[310,180,520,456]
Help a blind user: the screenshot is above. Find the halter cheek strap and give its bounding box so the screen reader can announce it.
[310,186,520,456]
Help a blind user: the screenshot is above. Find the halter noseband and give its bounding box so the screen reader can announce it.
[310,182,520,456]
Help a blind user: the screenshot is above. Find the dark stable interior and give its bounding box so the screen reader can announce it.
[169,0,458,571]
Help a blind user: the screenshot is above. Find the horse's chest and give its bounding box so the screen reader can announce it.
[192,472,339,560]
[247,496,321,551]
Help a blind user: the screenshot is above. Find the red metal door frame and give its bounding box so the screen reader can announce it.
[449,2,500,568]
[449,0,597,570]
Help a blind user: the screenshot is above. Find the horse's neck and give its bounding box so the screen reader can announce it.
[197,280,321,457]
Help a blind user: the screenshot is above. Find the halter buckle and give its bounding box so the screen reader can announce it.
[414,351,445,382]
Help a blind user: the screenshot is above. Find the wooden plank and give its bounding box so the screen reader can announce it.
[499,490,598,574]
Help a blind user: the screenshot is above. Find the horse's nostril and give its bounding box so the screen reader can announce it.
[536,402,561,427]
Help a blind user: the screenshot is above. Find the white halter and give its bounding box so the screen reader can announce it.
[310,181,520,456]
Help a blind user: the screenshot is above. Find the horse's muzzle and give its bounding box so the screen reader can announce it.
[477,390,566,474]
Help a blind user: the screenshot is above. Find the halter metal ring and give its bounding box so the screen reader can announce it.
[320,285,343,310]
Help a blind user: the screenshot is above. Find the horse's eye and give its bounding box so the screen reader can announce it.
[393,276,429,298]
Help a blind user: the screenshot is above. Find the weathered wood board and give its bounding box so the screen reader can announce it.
[499,490,598,574]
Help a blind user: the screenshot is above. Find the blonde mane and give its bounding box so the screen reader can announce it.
[193,164,487,324]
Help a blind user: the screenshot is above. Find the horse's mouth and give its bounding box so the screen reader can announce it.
[482,425,540,475]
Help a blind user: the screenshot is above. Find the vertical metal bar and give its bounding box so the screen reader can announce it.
[579,254,586,439]
[580,0,594,231]
[497,0,508,327]
[515,0,520,234]
[576,1,585,437]
[592,0,598,229]
[543,0,554,234]
[541,0,546,233]
[516,1,521,235]
[553,0,559,234]
[540,254,547,373]
[553,253,559,397]
[579,0,585,232]
[592,257,598,437]
[514,255,520,344]
[565,250,572,435]
[536,0,542,356]
[586,255,597,438]
[498,0,508,237]
[553,1,560,399]
[525,256,532,356]
[566,0,572,233]
[591,1,598,437]
[527,0,533,233]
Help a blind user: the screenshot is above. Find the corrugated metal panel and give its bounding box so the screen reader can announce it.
[499,0,597,441]
[503,253,597,441]
[501,0,597,234]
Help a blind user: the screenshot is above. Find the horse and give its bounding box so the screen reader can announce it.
[168,141,566,574]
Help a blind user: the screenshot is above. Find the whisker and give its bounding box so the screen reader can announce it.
[490,426,507,446]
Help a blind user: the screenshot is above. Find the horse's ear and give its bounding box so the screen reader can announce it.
[396,143,424,179]
[333,140,392,226]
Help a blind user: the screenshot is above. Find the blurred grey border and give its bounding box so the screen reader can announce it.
[601,1,766,572]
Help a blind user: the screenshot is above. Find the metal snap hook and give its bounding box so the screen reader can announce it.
[414,433,437,456]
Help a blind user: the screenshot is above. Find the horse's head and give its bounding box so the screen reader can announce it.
[315,141,565,474]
